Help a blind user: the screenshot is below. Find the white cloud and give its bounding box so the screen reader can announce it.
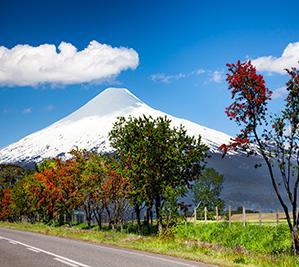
[150,68,205,83]
[272,86,287,99]
[0,40,139,86]
[196,69,205,75]
[150,73,185,83]
[211,70,224,83]
[44,105,55,111]
[252,41,299,74]
[23,107,32,114]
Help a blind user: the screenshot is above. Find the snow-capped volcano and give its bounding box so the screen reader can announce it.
[0,87,232,165]
[0,88,281,209]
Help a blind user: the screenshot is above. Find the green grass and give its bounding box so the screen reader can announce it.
[175,222,292,254]
[0,221,298,267]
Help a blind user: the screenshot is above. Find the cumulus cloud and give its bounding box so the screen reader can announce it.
[211,70,224,83]
[252,41,299,74]
[150,69,205,83]
[0,40,139,86]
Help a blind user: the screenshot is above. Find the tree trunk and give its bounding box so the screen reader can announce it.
[84,205,92,229]
[66,212,72,226]
[106,207,112,228]
[47,213,54,224]
[134,205,141,229]
[150,210,153,226]
[93,208,102,229]
[155,196,163,233]
[292,226,299,254]
[58,214,65,226]
[119,205,124,232]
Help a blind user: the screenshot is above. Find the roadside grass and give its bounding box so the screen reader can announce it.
[174,222,291,254]
[0,221,298,267]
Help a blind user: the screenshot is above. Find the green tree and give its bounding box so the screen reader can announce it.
[0,164,33,220]
[109,115,209,232]
[0,164,32,189]
[192,168,224,219]
[80,153,104,229]
[9,175,41,222]
[36,158,56,173]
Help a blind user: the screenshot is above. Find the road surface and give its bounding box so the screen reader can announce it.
[0,227,216,267]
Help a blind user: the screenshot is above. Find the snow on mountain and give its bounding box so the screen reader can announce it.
[0,87,233,165]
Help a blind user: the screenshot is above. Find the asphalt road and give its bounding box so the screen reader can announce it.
[0,227,216,267]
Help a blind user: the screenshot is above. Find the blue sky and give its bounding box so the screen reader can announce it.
[1,0,299,148]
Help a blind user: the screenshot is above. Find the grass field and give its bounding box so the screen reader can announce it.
[231,212,288,222]
[0,221,298,267]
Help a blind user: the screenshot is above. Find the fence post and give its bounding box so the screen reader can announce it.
[276,209,279,226]
[242,206,246,227]
[216,206,218,222]
[259,209,262,227]
[194,208,197,227]
[204,207,207,225]
[228,206,232,226]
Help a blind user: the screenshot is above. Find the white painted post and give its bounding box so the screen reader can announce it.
[216,206,218,222]
[259,210,262,227]
[194,208,197,227]
[242,206,246,227]
[204,207,207,225]
[228,206,232,226]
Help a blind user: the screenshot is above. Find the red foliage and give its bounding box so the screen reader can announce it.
[220,60,272,153]
[101,163,131,201]
[0,189,12,219]
[285,67,299,126]
[33,158,82,217]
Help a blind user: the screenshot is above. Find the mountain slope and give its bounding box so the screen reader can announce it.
[0,88,232,165]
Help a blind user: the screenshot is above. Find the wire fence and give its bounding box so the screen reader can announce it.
[188,205,296,227]
[37,206,295,228]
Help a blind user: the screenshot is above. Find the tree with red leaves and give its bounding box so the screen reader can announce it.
[222,60,299,254]
[34,158,82,224]
[101,157,131,231]
[0,189,12,220]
